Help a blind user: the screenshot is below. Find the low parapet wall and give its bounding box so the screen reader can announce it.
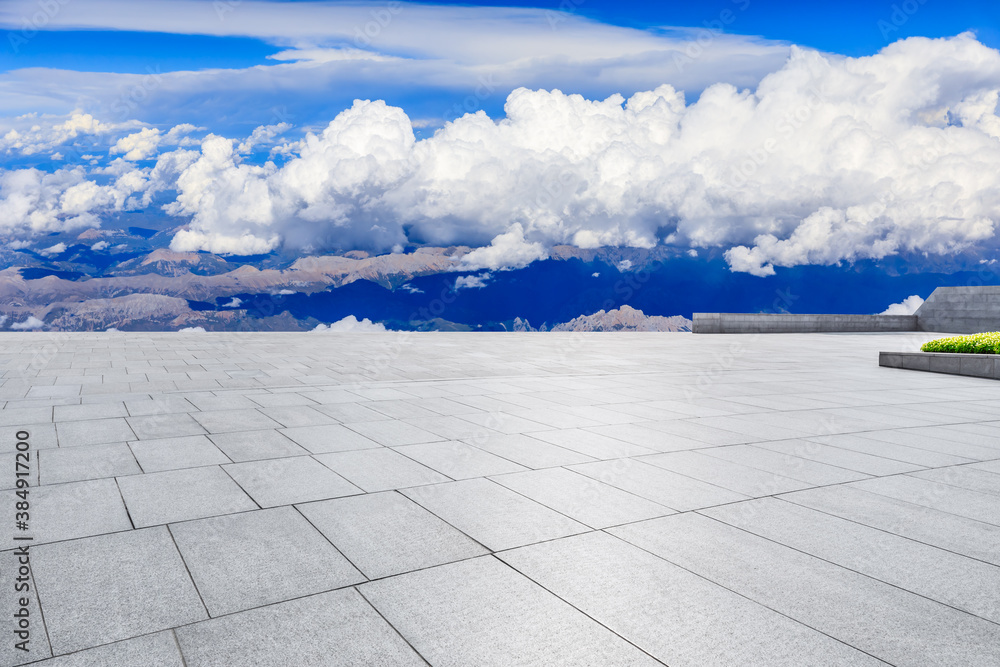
[915,286,1000,333]
[693,313,918,334]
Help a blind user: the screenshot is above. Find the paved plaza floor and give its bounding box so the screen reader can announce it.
[1,330,999,666]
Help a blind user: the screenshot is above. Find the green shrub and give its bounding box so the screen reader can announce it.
[921,332,1000,355]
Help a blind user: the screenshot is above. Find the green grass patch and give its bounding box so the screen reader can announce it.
[921,332,1000,355]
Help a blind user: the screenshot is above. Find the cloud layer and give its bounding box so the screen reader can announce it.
[156,34,1000,273]
[2,33,1000,276]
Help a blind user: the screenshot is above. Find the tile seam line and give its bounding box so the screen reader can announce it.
[693,510,1000,629]
[599,528,900,667]
[488,554,671,666]
[774,494,1000,570]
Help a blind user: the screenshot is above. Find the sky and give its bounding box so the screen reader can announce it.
[0,0,999,278]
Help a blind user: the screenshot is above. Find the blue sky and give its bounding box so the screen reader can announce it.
[0,0,998,281]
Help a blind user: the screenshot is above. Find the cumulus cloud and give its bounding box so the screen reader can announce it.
[880,295,925,315]
[154,34,1000,273]
[110,124,202,161]
[455,273,491,290]
[458,225,548,271]
[11,316,44,330]
[313,315,387,332]
[0,112,141,157]
[39,242,66,256]
[223,297,243,308]
[178,326,206,332]
[91,241,109,251]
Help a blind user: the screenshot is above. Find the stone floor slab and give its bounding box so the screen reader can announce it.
[402,478,588,551]
[117,466,257,527]
[175,588,423,666]
[170,506,364,616]
[223,455,361,507]
[361,556,662,666]
[298,491,488,579]
[32,527,206,655]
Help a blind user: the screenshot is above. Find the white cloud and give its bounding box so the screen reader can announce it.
[237,123,292,154]
[109,124,203,161]
[155,34,1000,273]
[314,315,387,332]
[0,112,141,157]
[0,0,790,126]
[178,326,206,332]
[880,295,924,315]
[11,315,44,330]
[39,242,66,256]
[458,224,548,271]
[455,273,491,290]
[91,240,109,251]
[592,272,600,277]
[223,297,242,308]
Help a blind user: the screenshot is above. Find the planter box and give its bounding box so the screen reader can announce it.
[879,351,1000,380]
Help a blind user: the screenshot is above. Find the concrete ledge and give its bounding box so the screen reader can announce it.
[879,351,1000,380]
[693,313,917,334]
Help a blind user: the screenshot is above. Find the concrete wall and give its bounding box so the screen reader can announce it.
[915,286,1000,334]
[693,313,918,334]
[880,351,1000,380]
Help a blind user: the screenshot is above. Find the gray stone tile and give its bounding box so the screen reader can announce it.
[224,456,362,507]
[39,443,141,485]
[404,415,484,440]
[458,411,550,434]
[298,491,488,579]
[247,392,318,408]
[257,405,336,427]
[492,467,673,529]
[190,409,282,434]
[395,440,527,479]
[32,527,206,655]
[28,631,184,667]
[784,484,1000,566]
[696,444,871,485]
[52,402,127,422]
[117,466,257,527]
[638,451,812,496]
[170,506,364,616]
[347,419,444,446]
[0,423,58,452]
[849,474,1000,526]
[279,424,381,454]
[0,478,131,547]
[530,428,658,458]
[0,548,50,665]
[756,439,923,476]
[124,396,196,416]
[500,531,882,666]
[611,512,1000,666]
[176,588,424,666]
[570,458,747,511]
[704,497,1000,623]
[129,435,231,472]
[809,433,973,467]
[56,418,136,447]
[207,429,308,461]
[402,478,588,551]
[126,413,207,440]
[0,407,52,427]
[311,401,391,423]
[907,465,1000,497]
[314,447,449,492]
[361,556,661,666]
[464,432,596,468]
